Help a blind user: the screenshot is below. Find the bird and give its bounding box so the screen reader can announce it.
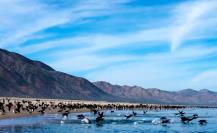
[14,102,22,113]
[143,110,147,114]
[62,111,69,117]
[62,111,70,120]
[81,117,92,124]
[96,111,104,123]
[77,114,85,119]
[38,106,46,115]
[175,111,185,116]
[198,120,207,125]
[98,112,104,118]
[92,109,98,115]
[6,102,13,112]
[193,114,198,118]
[132,111,137,116]
[38,110,45,114]
[160,117,171,124]
[125,114,133,119]
[96,116,104,123]
[181,114,198,123]
[0,102,6,114]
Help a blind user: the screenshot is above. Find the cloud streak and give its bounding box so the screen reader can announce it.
[171,0,217,52]
[0,0,131,48]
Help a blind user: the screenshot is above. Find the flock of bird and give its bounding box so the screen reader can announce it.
[71,110,208,126]
[0,98,185,116]
[155,110,208,125]
[0,98,208,126]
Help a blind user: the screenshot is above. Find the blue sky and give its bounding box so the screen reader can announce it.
[0,0,217,91]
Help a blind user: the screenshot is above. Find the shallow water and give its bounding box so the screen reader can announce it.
[0,108,216,133]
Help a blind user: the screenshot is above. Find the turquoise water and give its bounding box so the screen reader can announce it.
[0,109,216,133]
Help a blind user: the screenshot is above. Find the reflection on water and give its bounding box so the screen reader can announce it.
[0,109,217,133]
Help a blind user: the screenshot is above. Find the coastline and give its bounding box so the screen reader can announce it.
[0,108,90,120]
[0,97,214,120]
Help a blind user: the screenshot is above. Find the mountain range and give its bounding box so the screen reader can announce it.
[94,81,217,105]
[0,48,217,105]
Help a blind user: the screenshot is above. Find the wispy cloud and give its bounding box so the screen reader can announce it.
[0,0,131,48]
[0,0,72,47]
[15,27,171,55]
[170,0,217,52]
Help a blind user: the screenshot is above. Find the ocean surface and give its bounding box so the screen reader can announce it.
[0,108,216,133]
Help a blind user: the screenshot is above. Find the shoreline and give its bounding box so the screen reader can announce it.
[0,97,216,120]
[0,109,90,120]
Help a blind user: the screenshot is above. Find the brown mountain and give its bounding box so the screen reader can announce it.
[0,48,119,101]
[93,81,217,105]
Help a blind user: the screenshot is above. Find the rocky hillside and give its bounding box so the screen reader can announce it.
[0,48,118,101]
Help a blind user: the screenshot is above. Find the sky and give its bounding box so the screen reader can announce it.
[0,0,217,91]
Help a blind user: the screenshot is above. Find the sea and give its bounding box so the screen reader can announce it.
[0,108,216,133]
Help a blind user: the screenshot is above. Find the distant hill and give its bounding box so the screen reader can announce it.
[94,81,217,105]
[0,48,217,105]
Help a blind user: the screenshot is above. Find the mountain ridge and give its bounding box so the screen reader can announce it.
[93,81,217,105]
[0,48,119,101]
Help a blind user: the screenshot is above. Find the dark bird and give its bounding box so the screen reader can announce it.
[38,109,45,114]
[181,114,198,123]
[38,106,46,115]
[77,114,85,119]
[92,109,98,115]
[6,102,13,112]
[125,114,133,119]
[62,111,70,118]
[36,100,40,102]
[193,114,198,118]
[175,111,185,116]
[0,102,6,114]
[14,102,22,113]
[96,116,104,123]
[22,100,28,104]
[98,112,104,118]
[96,111,104,123]
[160,117,171,124]
[198,120,207,125]
[132,111,137,116]
[143,110,147,114]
